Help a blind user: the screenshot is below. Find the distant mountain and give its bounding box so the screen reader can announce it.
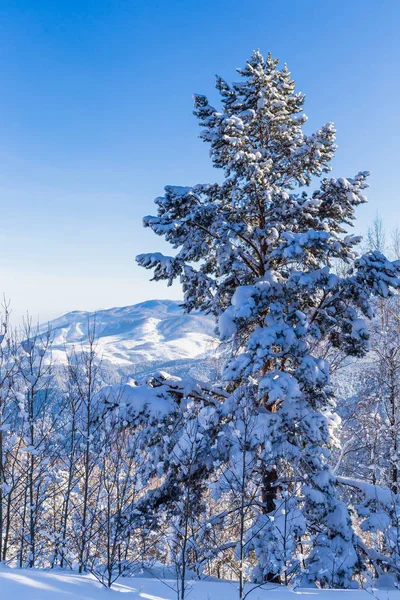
[43,300,220,380]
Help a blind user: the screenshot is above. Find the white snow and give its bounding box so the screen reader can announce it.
[40,299,218,375]
[1,568,400,600]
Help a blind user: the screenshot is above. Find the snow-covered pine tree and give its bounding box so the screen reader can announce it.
[99,372,227,584]
[337,476,400,585]
[336,218,400,584]
[137,51,400,587]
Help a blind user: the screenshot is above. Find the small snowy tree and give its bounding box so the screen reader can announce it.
[0,304,20,563]
[98,372,226,589]
[212,387,264,596]
[164,416,207,600]
[138,51,400,587]
[17,320,57,568]
[336,218,400,584]
[66,325,104,573]
[338,477,400,585]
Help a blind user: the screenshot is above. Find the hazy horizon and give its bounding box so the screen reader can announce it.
[1,0,399,323]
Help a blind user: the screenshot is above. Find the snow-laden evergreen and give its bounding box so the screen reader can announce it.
[2,50,400,595]
[137,51,400,587]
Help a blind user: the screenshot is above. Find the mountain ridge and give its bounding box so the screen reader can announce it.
[42,299,219,380]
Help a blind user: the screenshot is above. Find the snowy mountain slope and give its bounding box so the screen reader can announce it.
[0,567,398,600]
[42,299,219,379]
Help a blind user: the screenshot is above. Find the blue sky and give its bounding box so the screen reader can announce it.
[0,0,399,323]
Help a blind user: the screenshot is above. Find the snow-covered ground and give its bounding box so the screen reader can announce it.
[40,299,219,379]
[0,568,398,600]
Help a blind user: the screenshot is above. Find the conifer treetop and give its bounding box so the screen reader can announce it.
[137,51,392,323]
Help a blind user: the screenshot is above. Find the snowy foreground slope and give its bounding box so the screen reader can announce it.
[42,299,218,378]
[0,569,398,600]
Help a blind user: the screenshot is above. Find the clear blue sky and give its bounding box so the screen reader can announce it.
[0,0,399,323]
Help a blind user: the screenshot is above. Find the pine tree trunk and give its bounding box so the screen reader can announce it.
[261,465,281,583]
[261,361,281,583]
